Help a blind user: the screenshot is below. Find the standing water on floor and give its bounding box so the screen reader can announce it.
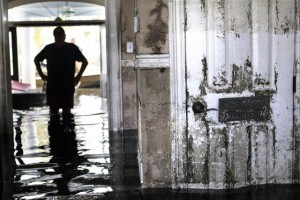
[13,89,114,199]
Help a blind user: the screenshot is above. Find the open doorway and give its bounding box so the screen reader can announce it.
[6,1,120,198]
[8,1,106,97]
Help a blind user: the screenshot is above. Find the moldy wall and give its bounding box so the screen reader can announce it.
[121,0,171,187]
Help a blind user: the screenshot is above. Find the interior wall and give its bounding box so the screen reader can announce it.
[120,0,172,187]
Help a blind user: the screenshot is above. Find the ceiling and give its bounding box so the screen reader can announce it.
[8,1,105,21]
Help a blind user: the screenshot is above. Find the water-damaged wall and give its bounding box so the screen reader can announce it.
[173,0,299,189]
[122,0,300,189]
[121,0,137,130]
[121,0,171,187]
[136,0,168,54]
[294,0,300,184]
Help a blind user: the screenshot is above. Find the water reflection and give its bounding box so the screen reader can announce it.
[13,89,113,199]
[48,117,88,195]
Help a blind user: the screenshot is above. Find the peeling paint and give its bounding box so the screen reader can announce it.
[175,0,296,189]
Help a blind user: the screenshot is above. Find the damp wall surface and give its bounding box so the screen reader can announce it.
[121,0,171,188]
[176,0,300,189]
[121,0,300,189]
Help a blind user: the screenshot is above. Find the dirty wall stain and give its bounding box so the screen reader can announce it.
[143,0,168,53]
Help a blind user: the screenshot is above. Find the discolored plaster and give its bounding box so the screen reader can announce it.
[138,69,171,187]
[122,67,137,130]
[136,0,169,54]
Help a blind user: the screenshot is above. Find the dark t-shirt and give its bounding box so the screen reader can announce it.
[35,42,86,95]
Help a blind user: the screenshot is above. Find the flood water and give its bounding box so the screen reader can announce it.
[12,89,140,199]
[12,89,300,200]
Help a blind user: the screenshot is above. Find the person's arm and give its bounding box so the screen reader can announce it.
[34,57,48,81]
[74,57,88,85]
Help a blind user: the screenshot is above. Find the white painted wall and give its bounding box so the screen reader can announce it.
[171,0,299,189]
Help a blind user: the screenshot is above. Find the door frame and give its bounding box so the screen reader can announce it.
[105,0,122,132]
[169,0,186,187]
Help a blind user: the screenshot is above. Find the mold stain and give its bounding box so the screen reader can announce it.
[223,128,237,188]
[200,0,206,12]
[213,71,228,87]
[247,0,252,30]
[246,126,252,183]
[216,0,225,20]
[185,135,195,182]
[274,0,280,34]
[293,120,300,182]
[281,16,291,34]
[200,57,208,96]
[231,64,240,88]
[210,58,253,94]
[231,19,240,38]
[144,0,168,53]
[254,76,270,86]
[202,57,208,82]
[271,126,277,171]
[201,115,210,186]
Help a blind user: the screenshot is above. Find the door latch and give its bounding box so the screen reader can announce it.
[192,102,217,114]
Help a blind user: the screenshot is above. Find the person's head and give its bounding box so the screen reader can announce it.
[53,26,66,46]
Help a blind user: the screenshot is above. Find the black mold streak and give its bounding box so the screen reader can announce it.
[223,128,236,188]
[247,0,252,31]
[202,57,208,82]
[201,115,210,185]
[144,0,168,53]
[186,135,195,182]
[271,126,277,171]
[200,57,208,96]
[231,64,240,88]
[246,126,252,183]
[200,0,206,12]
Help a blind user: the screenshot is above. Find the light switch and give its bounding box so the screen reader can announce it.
[127,42,134,53]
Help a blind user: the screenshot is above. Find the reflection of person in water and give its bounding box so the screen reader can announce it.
[34,26,88,119]
[48,118,87,195]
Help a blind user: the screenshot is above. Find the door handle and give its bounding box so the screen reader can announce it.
[192,102,217,114]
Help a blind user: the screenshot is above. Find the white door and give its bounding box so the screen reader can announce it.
[177,0,296,189]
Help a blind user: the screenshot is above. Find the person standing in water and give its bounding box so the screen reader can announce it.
[34,26,88,119]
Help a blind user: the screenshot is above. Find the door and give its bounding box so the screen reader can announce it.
[179,0,296,188]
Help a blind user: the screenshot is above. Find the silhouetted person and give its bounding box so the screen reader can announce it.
[34,26,88,119]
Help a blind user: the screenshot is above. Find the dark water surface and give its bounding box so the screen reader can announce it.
[13,89,117,199]
[12,89,300,200]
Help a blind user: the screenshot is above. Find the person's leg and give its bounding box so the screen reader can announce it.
[62,94,74,119]
[49,107,60,121]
